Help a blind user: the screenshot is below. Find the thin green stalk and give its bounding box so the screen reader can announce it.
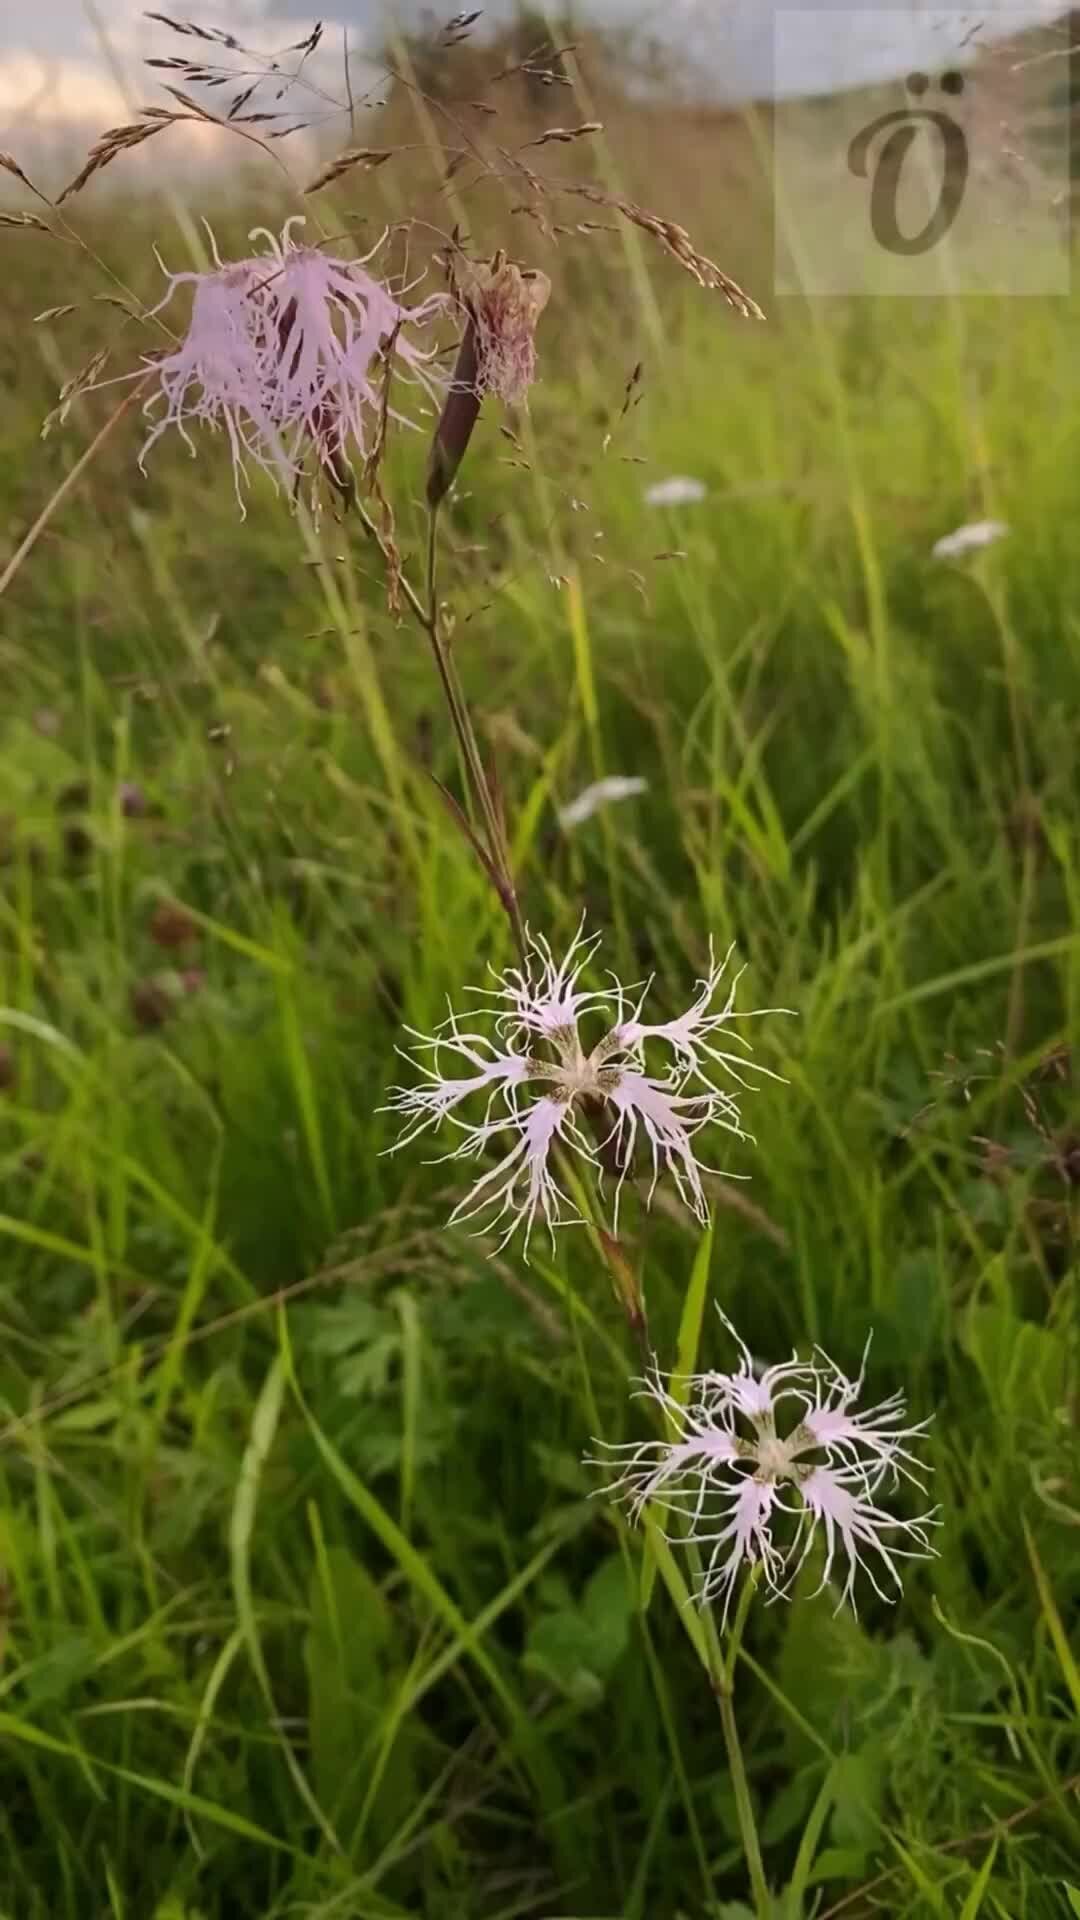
[716,1686,770,1918]
[423,507,522,946]
[355,494,526,950]
[692,1560,770,1918]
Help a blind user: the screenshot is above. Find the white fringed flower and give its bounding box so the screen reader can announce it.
[590,1315,938,1619]
[382,924,780,1253]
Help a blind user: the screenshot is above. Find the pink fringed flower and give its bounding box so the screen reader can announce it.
[382,923,780,1253]
[139,254,282,499]
[590,1314,938,1619]
[136,219,447,503]
[250,216,447,477]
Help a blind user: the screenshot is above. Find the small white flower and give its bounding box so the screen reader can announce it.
[382,924,782,1254]
[644,475,707,508]
[932,519,1009,560]
[558,776,648,830]
[590,1314,938,1620]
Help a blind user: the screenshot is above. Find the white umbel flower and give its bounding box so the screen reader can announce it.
[931,519,1008,560]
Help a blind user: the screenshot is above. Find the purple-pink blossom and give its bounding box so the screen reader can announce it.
[382,923,781,1253]
[590,1315,938,1619]
[250,218,447,479]
[139,255,281,498]
[135,219,447,504]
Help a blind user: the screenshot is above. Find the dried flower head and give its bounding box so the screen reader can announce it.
[382,923,781,1253]
[461,254,551,407]
[135,219,447,504]
[426,251,550,507]
[591,1315,938,1619]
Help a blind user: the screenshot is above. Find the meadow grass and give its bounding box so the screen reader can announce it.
[0,161,1079,1920]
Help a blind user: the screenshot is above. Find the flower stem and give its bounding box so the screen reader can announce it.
[692,1561,770,1918]
[353,495,525,952]
[423,505,526,953]
[716,1685,771,1920]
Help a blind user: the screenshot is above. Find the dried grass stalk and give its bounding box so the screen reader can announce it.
[565,185,765,319]
[56,119,170,204]
[526,122,602,148]
[0,151,36,191]
[0,212,50,231]
[303,147,393,193]
[160,86,216,119]
[41,348,110,437]
[364,333,404,615]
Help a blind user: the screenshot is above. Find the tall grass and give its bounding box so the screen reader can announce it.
[0,66,1079,1915]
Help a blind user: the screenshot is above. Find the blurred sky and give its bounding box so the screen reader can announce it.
[0,1,1070,139]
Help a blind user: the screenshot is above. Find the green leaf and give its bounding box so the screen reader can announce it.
[806,1846,873,1886]
[289,1360,564,1820]
[759,1770,818,1847]
[304,1544,416,1854]
[829,1746,885,1851]
[1023,1516,1080,1719]
[674,1218,713,1395]
[337,1332,400,1400]
[19,1635,97,1710]
[880,1250,942,1363]
[957,1839,999,1920]
[581,1554,636,1670]
[524,1556,635,1705]
[963,1303,1066,1419]
[524,1610,605,1707]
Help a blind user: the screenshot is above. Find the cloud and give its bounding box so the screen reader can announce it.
[0,52,127,132]
[0,0,1072,144]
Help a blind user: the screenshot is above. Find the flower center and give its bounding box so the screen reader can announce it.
[755,1433,795,1481]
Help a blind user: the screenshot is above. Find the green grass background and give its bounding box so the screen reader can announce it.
[0,115,1079,1920]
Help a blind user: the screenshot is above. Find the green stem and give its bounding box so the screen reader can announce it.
[691,1560,770,1918]
[354,495,525,953]
[423,505,526,954]
[716,1686,771,1920]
